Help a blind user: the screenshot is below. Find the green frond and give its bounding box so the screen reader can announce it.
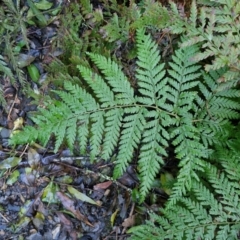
[78,118,89,155]
[189,0,198,27]
[130,156,240,240]
[101,108,123,160]
[66,118,77,151]
[0,54,14,81]
[89,111,104,160]
[10,24,240,218]
[102,13,129,43]
[113,107,145,178]
[167,44,201,110]
[136,28,166,105]
[130,1,170,30]
[77,65,115,107]
[138,117,169,200]
[54,119,68,152]
[63,80,98,112]
[87,52,135,104]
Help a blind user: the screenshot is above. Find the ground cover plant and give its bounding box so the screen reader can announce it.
[1,0,240,239]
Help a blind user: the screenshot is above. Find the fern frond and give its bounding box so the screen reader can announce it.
[136,28,166,105]
[89,111,104,160]
[77,65,115,107]
[87,52,135,104]
[102,13,130,43]
[113,107,145,178]
[10,28,240,205]
[0,54,14,81]
[4,35,27,87]
[101,108,123,159]
[130,0,170,30]
[167,0,240,82]
[138,114,168,200]
[130,157,240,240]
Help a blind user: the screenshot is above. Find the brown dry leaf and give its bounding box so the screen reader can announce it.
[57,212,77,240]
[122,215,136,228]
[93,181,112,191]
[28,148,41,168]
[33,195,48,216]
[56,191,93,227]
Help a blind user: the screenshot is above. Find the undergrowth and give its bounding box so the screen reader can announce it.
[0,0,27,106]
[9,0,240,239]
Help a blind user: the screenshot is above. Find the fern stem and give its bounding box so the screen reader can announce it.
[70,104,180,118]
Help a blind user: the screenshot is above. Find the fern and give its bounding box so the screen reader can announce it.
[0,0,31,105]
[129,140,240,239]
[11,28,240,203]
[0,54,15,106]
[167,0,240,82]
[2,0,28,44]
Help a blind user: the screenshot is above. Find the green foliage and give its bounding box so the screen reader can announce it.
[7,0,240,238]
[103,0,240,84]
[0,0,30,105]
[10,29,240,204]
[1,0,29,47]
[129,138,240,239]
[168,0,240,83]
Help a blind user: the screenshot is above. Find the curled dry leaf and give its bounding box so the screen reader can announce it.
[57,212,77,240]
[93,181,113,191]
[56,191,93,227]
[122,215,135,228]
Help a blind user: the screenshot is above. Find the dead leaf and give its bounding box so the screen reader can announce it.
[57,212,72,226]
[52,224,61,239]
[0,157,22,169]
[12,117,24,131]
[57,212,77,240]
[122,215,135,228]
[56,191,93,227]
[94,181,112,191]
[110,208,119,227]
[28,148,41,168]
[118,167,137,188]
[68,186,99,206]
[42,181,59,203]
[32,212,45,229]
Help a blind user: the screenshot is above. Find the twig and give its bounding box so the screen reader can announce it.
[7,93,18,121]
[20,143,29,158]
[0,212,9,222]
